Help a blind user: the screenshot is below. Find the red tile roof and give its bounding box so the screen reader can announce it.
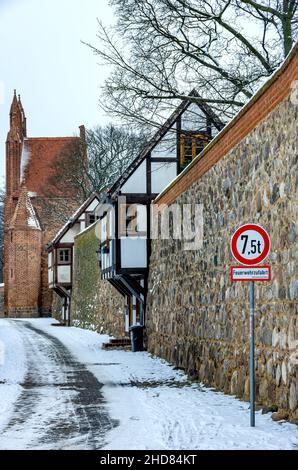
[22,137,79,196]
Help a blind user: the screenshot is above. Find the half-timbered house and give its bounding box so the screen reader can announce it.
[97,93,224,341]
[47,193,100,324]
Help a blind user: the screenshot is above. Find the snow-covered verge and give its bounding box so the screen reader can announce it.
[1,318,298,450]
[0,320,26,430]
[23,319,298,450]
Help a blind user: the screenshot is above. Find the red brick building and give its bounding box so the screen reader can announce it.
[4,91,84,317]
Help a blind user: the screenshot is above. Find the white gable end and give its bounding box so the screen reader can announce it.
[121,160,147,194]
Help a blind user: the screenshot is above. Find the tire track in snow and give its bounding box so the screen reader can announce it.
[0,320,118,449]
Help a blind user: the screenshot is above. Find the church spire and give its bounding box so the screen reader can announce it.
[9,89,23,136]
[10,90,18,115]
[18,93,27,137]
[6,90,26,196]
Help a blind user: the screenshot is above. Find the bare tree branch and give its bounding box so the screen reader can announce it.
[85,0,297,131]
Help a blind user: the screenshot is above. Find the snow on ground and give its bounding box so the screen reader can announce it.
[0,320,26,430]
[1,318,298,450]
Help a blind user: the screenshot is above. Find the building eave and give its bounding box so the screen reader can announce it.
[47,192,100,251]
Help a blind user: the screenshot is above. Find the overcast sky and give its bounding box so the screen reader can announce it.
[0,0,115,186]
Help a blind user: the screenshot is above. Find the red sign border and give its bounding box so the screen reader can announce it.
[230,224,270,266]
[231,265,271,282]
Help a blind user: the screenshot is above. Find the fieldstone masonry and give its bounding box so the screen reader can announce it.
[146,83,298,416]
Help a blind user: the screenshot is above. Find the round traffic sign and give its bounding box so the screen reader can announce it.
[230,224,270,266]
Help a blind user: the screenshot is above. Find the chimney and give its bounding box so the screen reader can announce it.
[79,125,86,141]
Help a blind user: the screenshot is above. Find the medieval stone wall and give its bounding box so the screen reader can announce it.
[146,91,298,416]
[72,223,125,337]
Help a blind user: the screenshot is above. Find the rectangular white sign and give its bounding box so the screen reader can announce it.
[231,266,271,282]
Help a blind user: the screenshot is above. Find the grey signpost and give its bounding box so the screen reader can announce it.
[249,281,255,427]
[230,224,271,428]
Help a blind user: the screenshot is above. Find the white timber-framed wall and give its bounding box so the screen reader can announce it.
[96,94,224,334]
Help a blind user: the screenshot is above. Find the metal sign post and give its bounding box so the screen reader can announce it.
[230,224,271,428]
[249,281,255,427]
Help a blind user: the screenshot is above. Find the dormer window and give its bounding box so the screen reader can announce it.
[180,132,209,170]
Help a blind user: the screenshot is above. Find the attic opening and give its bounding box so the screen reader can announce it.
[180,132,209,170]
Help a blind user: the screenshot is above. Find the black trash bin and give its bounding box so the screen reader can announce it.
[130,324,144,352]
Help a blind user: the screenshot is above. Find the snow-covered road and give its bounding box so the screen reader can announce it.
[0,318,297,450]
[0,320,116,449]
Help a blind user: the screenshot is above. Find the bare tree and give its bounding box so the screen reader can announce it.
[39,125,145,227]
[85,0,298,130]
[85,124,147,194]
[47,124,146,200]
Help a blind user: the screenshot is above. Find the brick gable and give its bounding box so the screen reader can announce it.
[22,137,80,196]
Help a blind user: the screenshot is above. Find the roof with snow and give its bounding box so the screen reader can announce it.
[9,186,41,230]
